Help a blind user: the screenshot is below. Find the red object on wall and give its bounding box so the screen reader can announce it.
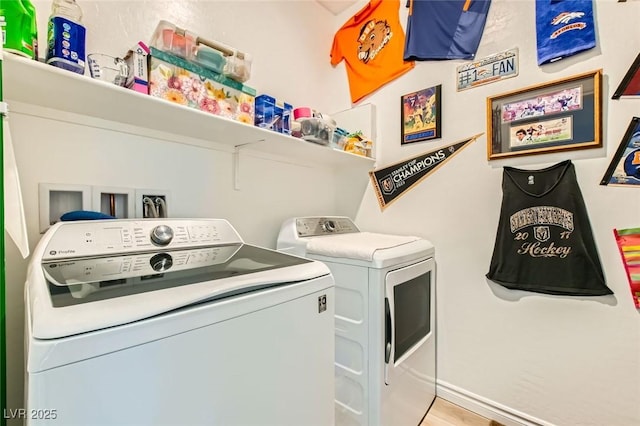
[613,228,640,308]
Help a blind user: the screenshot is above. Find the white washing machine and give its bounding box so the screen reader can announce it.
[25,218,335,426]
[277,216,436,426]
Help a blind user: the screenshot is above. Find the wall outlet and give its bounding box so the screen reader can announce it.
[136,189,170,218]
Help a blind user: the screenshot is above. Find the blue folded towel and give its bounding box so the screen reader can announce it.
[60,210,116,221]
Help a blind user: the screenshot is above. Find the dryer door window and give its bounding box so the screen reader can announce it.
[393,271,431,361]
[384,257,435,385]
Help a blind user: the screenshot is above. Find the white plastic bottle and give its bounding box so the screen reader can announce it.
[45,0,86,74]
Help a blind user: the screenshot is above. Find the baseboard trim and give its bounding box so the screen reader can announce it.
[436,380,554,426]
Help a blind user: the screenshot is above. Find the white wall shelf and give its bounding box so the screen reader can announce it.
[3,54,375,171]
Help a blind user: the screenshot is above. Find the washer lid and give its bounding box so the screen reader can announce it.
[29,244,329,339]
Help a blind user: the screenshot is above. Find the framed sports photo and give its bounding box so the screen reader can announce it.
[600,117,640,186]
[487,69,602,160]
[401,85,441,145]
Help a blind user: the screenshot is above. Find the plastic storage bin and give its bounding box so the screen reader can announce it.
[150,20,196,59]
[87,53,129,86]
[255,95,292,135]
[150,20,252,83]
[332,127,349,149]
[224,51,252,83]
[299,118,335,145]
[149,47,256,124]
[194,36,252,83]
[192,43,226,74]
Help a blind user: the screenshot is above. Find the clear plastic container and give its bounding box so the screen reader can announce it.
[87,53,129,87]
[45,0,86,74]
[192,43,226,74]
[150,20,196,59]
[194,36,251,82]
[223,51,252,83]
[299,118,335,145]
[50,0,82,20]
[149,21,251,81]
[331,127,349,150]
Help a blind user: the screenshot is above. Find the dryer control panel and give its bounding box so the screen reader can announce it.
[277,216,361,257]
[295,217,360,237]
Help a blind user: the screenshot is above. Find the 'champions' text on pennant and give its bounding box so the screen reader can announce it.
[369,134,482,210]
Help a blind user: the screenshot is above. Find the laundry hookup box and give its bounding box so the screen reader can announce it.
[149,47,256,124]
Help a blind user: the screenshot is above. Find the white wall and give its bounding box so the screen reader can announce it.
[330,0,640,425]
[5,1,640,426]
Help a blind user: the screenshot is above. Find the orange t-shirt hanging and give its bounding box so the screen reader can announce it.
[331,0,414,104]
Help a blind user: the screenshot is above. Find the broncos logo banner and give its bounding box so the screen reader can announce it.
[369,134,481,210]
[535,0,596,65]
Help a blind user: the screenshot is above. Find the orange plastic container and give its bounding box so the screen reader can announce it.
[150,20,195,59]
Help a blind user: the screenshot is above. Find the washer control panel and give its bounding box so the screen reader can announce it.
[151,225,174,246]
[295,217,360,238]
[42,219,244,260]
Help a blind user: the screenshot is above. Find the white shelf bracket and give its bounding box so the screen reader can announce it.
[233,139,264,191]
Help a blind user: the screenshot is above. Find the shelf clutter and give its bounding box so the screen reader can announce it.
[3,52,375,171]
[139,19,375,159]
[3,15,376,170]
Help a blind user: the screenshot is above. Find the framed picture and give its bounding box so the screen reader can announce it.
[600,116,640,186]
[612,52,640,99]
[401,85,441,145]
[486,69,602,160]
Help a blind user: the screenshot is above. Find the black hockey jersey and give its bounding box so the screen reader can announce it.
[487,160,612,296]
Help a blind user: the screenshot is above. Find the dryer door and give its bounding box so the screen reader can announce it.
[384,257,435,385]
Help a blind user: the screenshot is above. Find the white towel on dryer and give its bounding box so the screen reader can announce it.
[306,231,420,261]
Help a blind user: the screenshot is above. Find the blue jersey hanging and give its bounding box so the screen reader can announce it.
[404,0,492,61]
[536,0,596,66]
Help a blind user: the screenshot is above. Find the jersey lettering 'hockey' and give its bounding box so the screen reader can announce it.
[487,160,612,296]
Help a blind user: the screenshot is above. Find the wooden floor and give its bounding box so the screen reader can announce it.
[420,398,504,426]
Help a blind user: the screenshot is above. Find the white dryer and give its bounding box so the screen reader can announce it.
[25,218,335,426]
[277,216,436,426]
